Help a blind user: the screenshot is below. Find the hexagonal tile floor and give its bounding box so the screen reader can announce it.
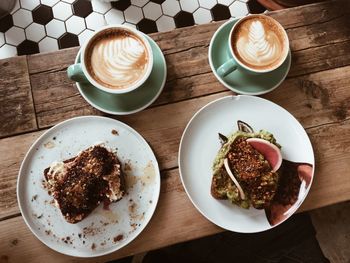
[0,0,266,59]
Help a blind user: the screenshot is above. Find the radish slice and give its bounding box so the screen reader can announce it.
[247,138,282,172]
[223,158,246,200]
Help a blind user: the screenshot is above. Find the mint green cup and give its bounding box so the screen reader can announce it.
[217,14,290,78]
[67,25,153,95]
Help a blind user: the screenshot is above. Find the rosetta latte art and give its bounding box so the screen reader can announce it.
[90,35,148,89]
[236,20,282,67]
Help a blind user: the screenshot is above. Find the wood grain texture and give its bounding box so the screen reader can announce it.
[27,0,350,129]
[0,117,349,262]
[0,0,350,261]
[0,89,349,221]
[0,92,230,221]
[0,169,221,263]
[0,57,37,138]
[0,131,45,220]
[263,65,350,127]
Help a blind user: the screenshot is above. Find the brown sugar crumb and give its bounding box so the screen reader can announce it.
[91,243,96,250]
[111,129,119,135]
[113,234,124,242]
[31,195,38,202]
[130,223,137,231]
[128,202,137,214]
[61,236,73,244]
[124,162,132,172]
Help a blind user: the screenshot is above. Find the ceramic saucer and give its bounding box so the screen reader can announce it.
[74,34,167,115]
[208,18,291,95]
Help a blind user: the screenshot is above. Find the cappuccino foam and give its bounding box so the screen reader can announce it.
[232,16,287,71]
[86,29,149,90]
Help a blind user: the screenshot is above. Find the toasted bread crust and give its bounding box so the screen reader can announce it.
[43,145,125,223]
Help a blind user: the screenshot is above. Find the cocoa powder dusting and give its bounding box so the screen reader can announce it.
[113,234,124,242]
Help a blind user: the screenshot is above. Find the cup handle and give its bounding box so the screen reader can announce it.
[217,58,238,78]
[67,63,88,83]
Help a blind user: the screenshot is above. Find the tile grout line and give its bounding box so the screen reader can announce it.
[0,0,257,59]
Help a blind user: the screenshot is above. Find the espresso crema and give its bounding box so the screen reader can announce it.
[86,29,149,89]
[232,16,287,71]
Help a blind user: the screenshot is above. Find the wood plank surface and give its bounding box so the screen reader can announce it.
[0,56,37,138]
[0,92,229,221]
[0,168,221,263]
[26,0,350,129]
[1,119,350,263]
[0,131,45,220]
[0,89,349,222]
[1,0,350,261]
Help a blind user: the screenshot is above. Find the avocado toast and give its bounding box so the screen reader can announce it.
[211,121,281,209]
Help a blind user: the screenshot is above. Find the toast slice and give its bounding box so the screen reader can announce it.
[44,145,125,223]
[211,136,279,209]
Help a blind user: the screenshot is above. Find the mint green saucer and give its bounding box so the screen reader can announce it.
[74,35,166,115]
[208,18,291,95]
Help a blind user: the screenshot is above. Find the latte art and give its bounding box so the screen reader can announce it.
[231,15,288,71]
[87,30,149,90]
[237,20,281,67]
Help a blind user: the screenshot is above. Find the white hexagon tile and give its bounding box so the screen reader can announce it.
[0,0,266,59]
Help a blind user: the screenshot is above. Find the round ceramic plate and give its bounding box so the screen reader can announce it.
[179,95,314,233]
[208,18,291,95]
[17,116,160,257]
[75,34,167,115]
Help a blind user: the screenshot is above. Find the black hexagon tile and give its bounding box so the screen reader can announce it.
[247,0,267,14]
[137,19,157,34]
[0,14,14,33]
[17,40,39,55]
[111,0,132,11]
[211,4,231,21]
[150,0,166,4]
[32,5,54,25]
[73,0,93,18]
[174,11,195,28]
[0,0,256,59]
[58,32,80,48]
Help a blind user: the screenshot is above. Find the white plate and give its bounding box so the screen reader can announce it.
[178,95,314,233]
[17,116,160,257]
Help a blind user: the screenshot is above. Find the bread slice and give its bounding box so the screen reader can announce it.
[211,137,279,209]
[44,145,125,223]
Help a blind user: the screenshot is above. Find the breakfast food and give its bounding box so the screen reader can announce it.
[211,121,282,209]
[44,145,125,223]
[231,15,288,71]
[85,28,150,90]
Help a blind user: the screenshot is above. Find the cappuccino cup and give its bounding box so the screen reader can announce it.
[67,25,153,94]
[217,14,289,77]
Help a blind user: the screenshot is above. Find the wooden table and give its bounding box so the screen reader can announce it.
[1,0,349,261]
